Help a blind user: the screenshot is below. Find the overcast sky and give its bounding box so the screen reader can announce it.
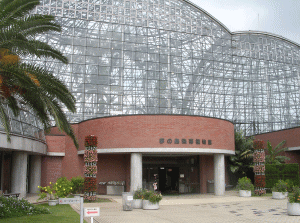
[189,0,300,44]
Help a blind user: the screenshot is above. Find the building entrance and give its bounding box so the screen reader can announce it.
[158,167,179,193]
[142,155,200,194]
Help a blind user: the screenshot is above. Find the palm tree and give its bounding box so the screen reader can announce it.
[0,0,78,148]
[265,140,290,164]
[228,131,254,175]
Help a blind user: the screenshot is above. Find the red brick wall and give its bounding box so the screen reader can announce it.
[254,127,300,167]
[41,156,63,186]
[45,136,65,153]
[199,155,214,193]
[45,115,234,194]
[97,154,130,194]
[77,115,234,152]
[254,127,300,149]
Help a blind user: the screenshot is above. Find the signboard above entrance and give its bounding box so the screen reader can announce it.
[159,138,212,145]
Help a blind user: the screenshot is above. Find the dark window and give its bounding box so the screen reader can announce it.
[159,138,164,144]
[208,140,212,145]
[202,139,206,145]
[182,139,187,144]
[189,139,193,144]
[174,138,179,144]
[196,139,200,144]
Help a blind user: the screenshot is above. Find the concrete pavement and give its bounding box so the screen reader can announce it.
[26,191,300,223]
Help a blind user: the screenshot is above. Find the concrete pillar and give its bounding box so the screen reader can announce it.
[29,156,41,194]
[11,152,28,198]
[214,154,225,196]
[130,153,142,192]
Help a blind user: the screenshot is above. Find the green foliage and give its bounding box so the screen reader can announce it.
[38,177,73,200]
[0,203,88,223]
[133,188,144,199]
[0,0,78,148]
[265,140,290,164]
[228,131,254,175]
[54,177,73,198]
[272,180,288,192]
[0,196,50,219]
[265,164,300,189]
[71,176,84,194]
[148,192,163,204]
[288,187,300,203]
[236,177,254,191]
[139,189,163,204]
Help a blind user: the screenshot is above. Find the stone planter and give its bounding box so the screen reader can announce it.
[48,199,57,206]
[287,202,300,216]
[272,192,287,199]
[142,200,159,210]
[239,190,251,197]
[132,199,143,209]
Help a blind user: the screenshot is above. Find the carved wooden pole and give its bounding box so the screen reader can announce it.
[84,135,98,202]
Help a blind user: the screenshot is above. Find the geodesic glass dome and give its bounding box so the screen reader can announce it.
[25,0,300,136]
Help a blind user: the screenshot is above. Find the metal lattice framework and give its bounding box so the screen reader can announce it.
[17,0,300,137]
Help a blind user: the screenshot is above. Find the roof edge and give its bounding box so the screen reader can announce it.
[182,0,232,34]
[232,30,300,47]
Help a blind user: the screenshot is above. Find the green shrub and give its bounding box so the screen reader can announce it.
[133,188,144,199]
[236,177,254,191]
[148,192,163,204]
[272,180,288,192]
[139,189,163,204]
[142,190,153,200]
[288,187,300,203]
[55,177,73,198]
[265,164,300,189]
[71,176,84,194]
[0,196,50,219]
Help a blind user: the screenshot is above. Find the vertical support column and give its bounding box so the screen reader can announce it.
[130,153,142,192]
[29,155,41,194]
[11,152,28,198]
[214,154,225,196]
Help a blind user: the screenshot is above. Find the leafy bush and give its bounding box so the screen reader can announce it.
[0,196,50,219]
[71,176,84,194]
[288,187,300,203]
[272,180,288,192]
[133,188,144,199]
[148,192,163,204]
[55,177,73,198]
[265,164,300,189]
[139,189,163,204]
[236,177,254,191]
[38,177,73,200]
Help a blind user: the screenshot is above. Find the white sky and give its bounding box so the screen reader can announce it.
[189,0,300,44]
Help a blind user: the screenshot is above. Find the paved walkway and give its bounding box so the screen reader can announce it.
[26,191,300,223]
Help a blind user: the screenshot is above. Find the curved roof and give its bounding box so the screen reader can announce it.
[182,0,232,34]
[232,30,300,48]
[183,0,300,47]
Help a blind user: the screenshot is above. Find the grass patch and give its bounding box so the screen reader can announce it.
[0,203,87,223]
[84,198,111,203]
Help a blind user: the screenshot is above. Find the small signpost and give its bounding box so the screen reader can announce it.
[59,197,84,223]
[84,207,100,223]
[59,198,81,204]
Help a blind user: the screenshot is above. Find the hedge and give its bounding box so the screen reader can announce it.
[265,164,299,189]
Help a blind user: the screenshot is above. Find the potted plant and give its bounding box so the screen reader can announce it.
[132,188,144,209]
[288,187,300,215]
[38,182,58,206]
[272,180,288,199]
[142,190,163,210]
[236,177,254,197]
